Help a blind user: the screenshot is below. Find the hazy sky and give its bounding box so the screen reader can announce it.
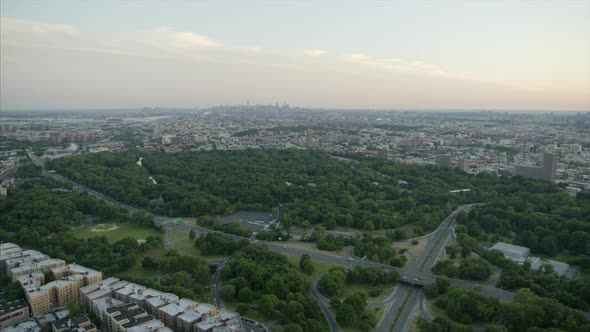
[1,1,589,111]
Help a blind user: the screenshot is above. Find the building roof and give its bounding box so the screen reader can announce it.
[127,320,173,332]
[0,298,28,315]
[177,309,202,323]
[92,297,124,313]
[194,303,215,317]
[80,277,119,294]
[3,319,40,332]
[490,242,530,259]
[52,314,92,330]
[106,302,137,314]
[529,257,571,276]
[121,314,154,328]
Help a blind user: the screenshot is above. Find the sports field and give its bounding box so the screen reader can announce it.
[71,223,161,243]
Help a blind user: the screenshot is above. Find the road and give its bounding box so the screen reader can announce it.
[212,260,226,308]
[309,279,339,332]
[375,205,473,332]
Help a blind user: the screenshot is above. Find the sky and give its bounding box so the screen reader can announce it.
[1,1,589,111]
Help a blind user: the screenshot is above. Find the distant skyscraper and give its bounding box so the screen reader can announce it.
[306,129,314,147]
[457,158,470,172]
[513,152,557,183]
[542,152,557,183]
[436,154,452,168]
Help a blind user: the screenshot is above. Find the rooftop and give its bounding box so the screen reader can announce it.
[490,242,530,259]
[0,298,28,315]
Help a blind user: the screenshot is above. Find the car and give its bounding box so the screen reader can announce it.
[402,276,408,280]
[413,278,419,282]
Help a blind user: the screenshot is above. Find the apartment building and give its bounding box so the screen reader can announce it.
[159,299,197,329]
[52,314,97,332]
[9,258,67,282]
[52,263,102,286]
[127,319,173,332]
[104,302,163,332]
[15,264,101,316]
[435,154,452,168]
[145,293,179,319]
[514,152,557,183]
[79,277,128,313]
[0,299,30,329]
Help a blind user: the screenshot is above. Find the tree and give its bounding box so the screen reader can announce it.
[299,254,314,275]
[220,284,235,300]
[259,294,279,316]
[67,302,83,317]
[459,258,492,281]
[286,300,305,321]
[141,257,158,269]
[236,303,249,315]
[189,229,196,240]
[342,292,368,315]
[436,276,451,294]
[336,303,356,327]
[283,323,303,332]
[318,268,346,297]
[238,287,254,302]
[446,245,460,259]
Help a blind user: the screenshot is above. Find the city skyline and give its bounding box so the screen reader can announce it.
[1,1,589,111]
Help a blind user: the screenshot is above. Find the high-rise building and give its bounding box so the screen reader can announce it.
[542,152,557,183]
[435,154,452,168]
[514,152,557,183]
[457,158,470,172]
[306,129,314,147]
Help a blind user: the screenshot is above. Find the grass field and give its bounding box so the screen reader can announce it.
[341,283,396,304]
[281,242,351,257]
[71,223,161,242]
[285,255,340,281]
[169,229,202,256]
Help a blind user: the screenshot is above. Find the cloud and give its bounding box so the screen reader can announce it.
[1,17,79,37]
[145,26,222,49]
[1,17,587,110]
[303,49,327,57]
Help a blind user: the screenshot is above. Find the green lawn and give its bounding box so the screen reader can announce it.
[341,283,395,304]
[285,255,340,281]
[175,238,201,256]
[71,223,161,242]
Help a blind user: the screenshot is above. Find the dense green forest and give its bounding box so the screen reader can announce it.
[461,191,590,259]
[319,266,398,330]
[0,167,212,300]
[451,191,590,310]
[219,245,328,331]
[0,165,155,274]
[420,286,590,331]
[48,149,560,235]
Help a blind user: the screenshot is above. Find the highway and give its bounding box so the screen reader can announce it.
[375,205,473,332]
[25,154,533,331]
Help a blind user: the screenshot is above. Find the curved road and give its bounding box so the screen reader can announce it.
[309,279,339,332]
